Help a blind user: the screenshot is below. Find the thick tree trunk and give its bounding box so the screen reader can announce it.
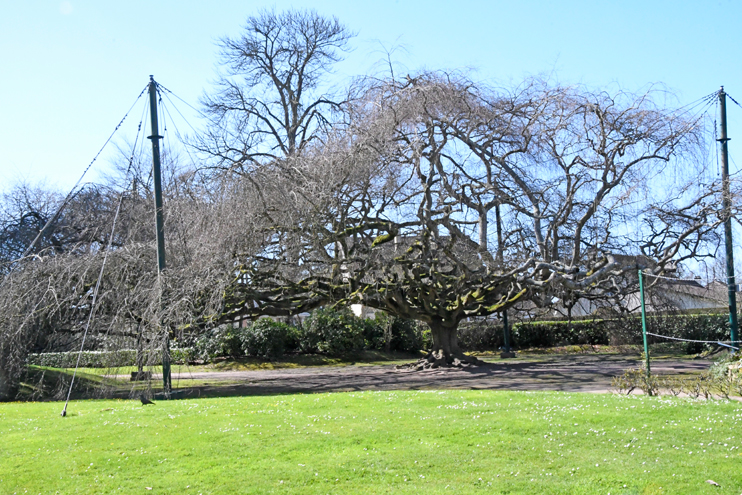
[429,321,459,357]
[397,319,483,371]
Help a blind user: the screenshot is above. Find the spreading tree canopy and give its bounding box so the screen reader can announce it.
[217,73,724,367]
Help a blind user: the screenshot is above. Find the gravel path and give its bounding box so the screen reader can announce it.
[136,355,712,398]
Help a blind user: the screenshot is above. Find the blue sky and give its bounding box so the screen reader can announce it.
[2,0,742,191]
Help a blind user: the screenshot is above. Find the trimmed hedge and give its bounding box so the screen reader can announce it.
[510,320,610,349]
[26,348,194,368]
[457,313,732,353]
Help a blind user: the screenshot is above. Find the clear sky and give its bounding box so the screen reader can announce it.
[2,0,742,192]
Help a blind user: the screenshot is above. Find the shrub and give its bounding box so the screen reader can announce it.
[361,316,387,351]
[193,325,244,361]
[391,317,426,353]
[612,354,742,399]
[511,320,610,348]
[647,314,730,354]
[241,319,299,358]
[457,319,503,351]
[372,313,426,353]
[612,368,660,396]
[301,308,366,355]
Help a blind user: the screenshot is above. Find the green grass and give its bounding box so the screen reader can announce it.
[2,391,741,494]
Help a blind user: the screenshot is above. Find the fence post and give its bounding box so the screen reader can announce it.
[639,270,650,376]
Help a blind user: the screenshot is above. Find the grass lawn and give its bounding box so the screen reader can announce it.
[2,391,741,494]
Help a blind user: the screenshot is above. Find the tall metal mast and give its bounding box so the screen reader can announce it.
[148,75,171,392]
[719,87,739,350]
[148,76,166,272]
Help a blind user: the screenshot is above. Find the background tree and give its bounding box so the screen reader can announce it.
[0,7,359,397]
[0,149,229,398]
[0,181,128,275]
[198,8,355,175]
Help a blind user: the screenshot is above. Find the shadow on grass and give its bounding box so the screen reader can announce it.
[11,350,712,403]
[11,351,424,402]
[206,350,425,371]
[17,366,124,401]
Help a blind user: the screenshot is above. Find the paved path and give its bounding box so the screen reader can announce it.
[137,355,712,398]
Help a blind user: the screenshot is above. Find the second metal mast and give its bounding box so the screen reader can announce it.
[148,76,166,272]
[148,75,171,393]
[719,87,739,349]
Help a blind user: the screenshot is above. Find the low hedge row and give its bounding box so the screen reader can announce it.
[458,313,732,353]
[26,348,194,368]
[29,311,731,368]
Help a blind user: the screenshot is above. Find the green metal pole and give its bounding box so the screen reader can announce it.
[148,75,170,395]
[719,87,739,352]
[502,310,510,352]
[500,310,515,358]
[639,270,650,376]
[495,202,515,358]
[148,76,166,274]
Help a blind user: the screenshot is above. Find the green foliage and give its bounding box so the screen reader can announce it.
[643,314,731,353]
[25,312,735,368]
[457,313,733,353]
[241,319,299,358]
[26,308,426,367]
[457,320,503,351]
[511,320,610,348]
[193,325,244,360]
[300,307,366,354]
[26,348,193,368]
[358,315,386,351]
[371,312,426,353]
[600,313,731,353]
[392,317,427,352]
[299,308,425,355]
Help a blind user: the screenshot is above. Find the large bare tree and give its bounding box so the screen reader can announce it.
[217,74,724,368]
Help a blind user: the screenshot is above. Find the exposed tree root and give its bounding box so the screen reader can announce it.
[395,350,485,371]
